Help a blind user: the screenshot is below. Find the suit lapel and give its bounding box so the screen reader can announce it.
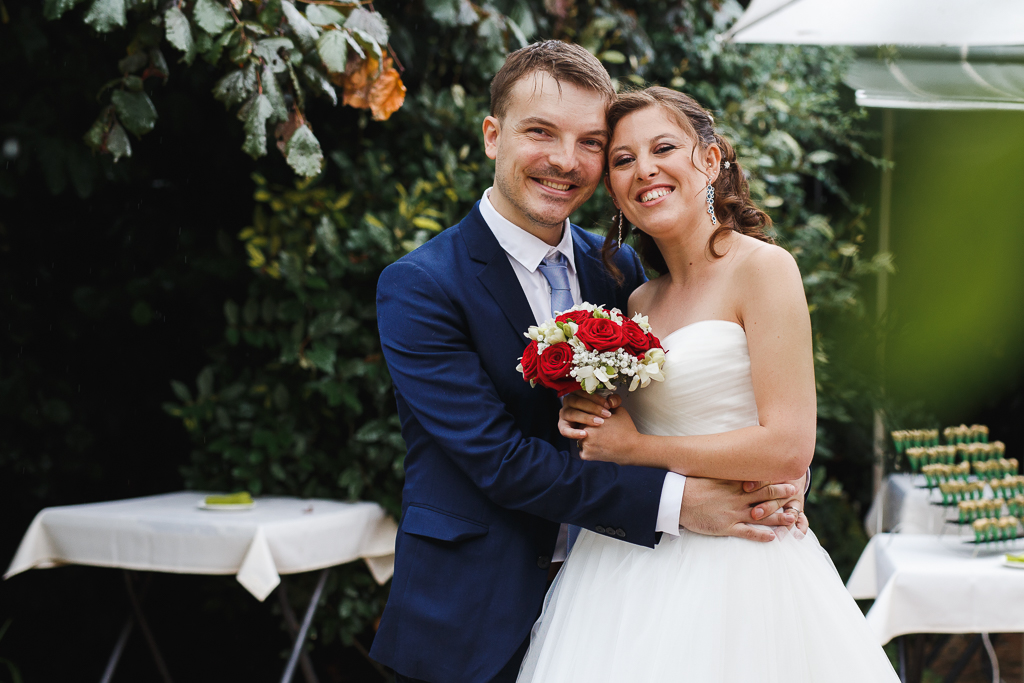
[460,204,536,346]
[573,227,618,309]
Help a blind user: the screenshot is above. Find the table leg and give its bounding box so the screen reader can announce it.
[899,635,924,683]
[123,571,174,683]
[99,615,133,683]
[280,568,329,683]
[277,579,321,683]
[980,633,1000,683]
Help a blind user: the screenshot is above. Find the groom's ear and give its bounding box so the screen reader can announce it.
[482,116,500,161]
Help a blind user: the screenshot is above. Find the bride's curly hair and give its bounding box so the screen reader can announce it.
[602,87,773,282]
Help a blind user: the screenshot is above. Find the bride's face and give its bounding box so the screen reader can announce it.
[606,106,719,239]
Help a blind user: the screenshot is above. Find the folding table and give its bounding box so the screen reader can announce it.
[847,532,1024,682]
[4,491,398,682]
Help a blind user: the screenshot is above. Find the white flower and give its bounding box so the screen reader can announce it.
[631,313,651,332]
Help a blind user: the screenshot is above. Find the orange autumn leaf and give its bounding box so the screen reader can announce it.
[369,65,406,121]
[342,56,378,110]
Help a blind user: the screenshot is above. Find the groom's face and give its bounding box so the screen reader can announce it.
[482,71,609,243]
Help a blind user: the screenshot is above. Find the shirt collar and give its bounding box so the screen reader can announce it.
[479,188,576,275]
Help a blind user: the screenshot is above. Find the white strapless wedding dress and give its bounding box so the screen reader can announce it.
[518,320,898,682]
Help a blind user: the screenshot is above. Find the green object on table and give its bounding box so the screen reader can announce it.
[205,492,253,505]
[1007,552,1024,565]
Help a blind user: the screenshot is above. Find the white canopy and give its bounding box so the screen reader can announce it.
[725,0,1024,47]
[724,0,1024,110]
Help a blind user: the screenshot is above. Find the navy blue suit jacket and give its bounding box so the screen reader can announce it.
[370,203,667,682]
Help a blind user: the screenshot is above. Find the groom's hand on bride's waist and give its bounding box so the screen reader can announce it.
[678,478,800,542]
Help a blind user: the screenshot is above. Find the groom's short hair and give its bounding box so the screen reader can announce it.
[490,40,615,119]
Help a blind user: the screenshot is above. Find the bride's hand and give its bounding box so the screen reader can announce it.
[577,406,642,466]
[558,391,621,441]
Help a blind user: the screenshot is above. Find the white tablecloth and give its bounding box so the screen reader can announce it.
[846,533,1024,644]
[863,473,953,536]
[4,492,398,601]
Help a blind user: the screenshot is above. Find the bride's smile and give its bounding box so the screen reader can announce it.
[605,106,721,243]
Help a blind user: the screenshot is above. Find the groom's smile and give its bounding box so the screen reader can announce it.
[482,71,610,245]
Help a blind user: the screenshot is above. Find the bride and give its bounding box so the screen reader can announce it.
[517,87,898,682]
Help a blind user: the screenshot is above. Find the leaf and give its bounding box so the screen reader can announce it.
[83,109,112,151]
[344,32,366,60]
[281,0,319,51]
[315,215,341,258]
[193,0,233,35]
[273,108,304,154]
[300,64,337,105]
[506,16,528,49]
[111,89,157,137]
[105,121,132,161]
[285,125,323,178]
[197,366,214,399]
[149,48,169,81]
[84,0,126,32]
[806,150,837,165]
[262,64,288,121]
[369,61,406,121]
[600,50,626,64]
[305,4,344,26]
[164,6,196,64]
[424,0,476,26]
[241,94,274,159]
[224,299,239,325]
[255,37,293,73]
[118,51,149,74]
[304,345,337,374]
[171,380,193,403]
[412,216,442,232]
[316,29,348,73]
[212,63,256,109]
[344,8,388,45]
[348,28,381,61]
[342,56,377,109]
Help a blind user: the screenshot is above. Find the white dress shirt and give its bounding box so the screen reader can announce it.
[479,189,686,561]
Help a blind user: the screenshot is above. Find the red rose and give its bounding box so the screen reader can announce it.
[647,332,663,350]
[535,342,579,395]
[621,319,650,355]
[519,341,540,381]
[575,317,626,352]
[556,309,593,325]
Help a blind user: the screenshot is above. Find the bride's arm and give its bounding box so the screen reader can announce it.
[570,246,816,482]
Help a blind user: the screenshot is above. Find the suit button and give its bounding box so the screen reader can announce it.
[615,528,626,538]
[537,555,551,569]
[595,525,606,534]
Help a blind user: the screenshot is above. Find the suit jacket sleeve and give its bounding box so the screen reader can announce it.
[377,259,665,548]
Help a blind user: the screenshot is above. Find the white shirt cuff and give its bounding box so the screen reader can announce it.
[656,472,686,535]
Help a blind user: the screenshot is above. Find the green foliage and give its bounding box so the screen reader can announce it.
[32,0,887,657]
[55,0,403,177]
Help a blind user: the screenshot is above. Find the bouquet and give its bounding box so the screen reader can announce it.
[516,303,667,397]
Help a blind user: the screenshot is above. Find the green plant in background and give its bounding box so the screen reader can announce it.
[51,0,405,176]
[45,0,888,655]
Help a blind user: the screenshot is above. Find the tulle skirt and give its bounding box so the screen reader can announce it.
[518,526,899,682]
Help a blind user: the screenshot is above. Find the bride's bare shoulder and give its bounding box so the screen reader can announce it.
[627,277,663,316]
[733,237,801,287]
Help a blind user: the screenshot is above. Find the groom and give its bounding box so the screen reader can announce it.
[371,41,804,683]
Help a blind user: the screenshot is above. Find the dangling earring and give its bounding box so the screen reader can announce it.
[615,210,624,248]
[705,177,717,226]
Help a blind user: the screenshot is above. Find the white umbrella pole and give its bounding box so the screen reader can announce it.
[872,109,895,496]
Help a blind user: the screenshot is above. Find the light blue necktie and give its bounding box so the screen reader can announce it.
[537,252,582,552]
[537,252,575,319]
